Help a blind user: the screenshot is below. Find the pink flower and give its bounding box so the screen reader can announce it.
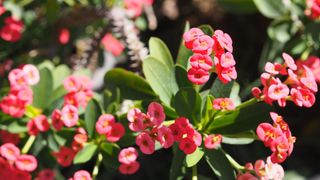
[51,109,64,131]
[127,108,146,132]
[305,0,320,19]
[179,138,197,154]
[16,86,33,104]
[124,0,144,17]
[213,30,233,53]
[59,28,70,45]
[217,66,237,84]
[189,54,213,71]
[204,134,222,149]
[61,105,79,127]
[267,82,289,101]
[8,69,28,90]
[63,76,82,93]
[212,98,235,111]
[147,102,165,126]
[15,154,37,172]
[106,123,125,142]
[183,28,204,49]
[73,170,92,180]
[118,147,138,164]
[264,62,279,75]
[0,94,26,118]
[95,114,115,134]
[52,146,75,167]
[36,169,55,180]
[27,120,39,135]
[300,75,318,92]
[174,117,192,134]
[282,53,297,71]
[157,126,174,148]
[119,161,140,175]
[169,123,183,142]
[22,64,40,85]
[236,172,258,180]
[136,132,155,154]
[187,67,210,85]
[33,115,50,132]
[251,87,262,99]
[0,17,24,42]
[220,52,236,68]
[192,35,214,55]
[0,143,20,161]
[297,56,320,83]
[101,33,124,57]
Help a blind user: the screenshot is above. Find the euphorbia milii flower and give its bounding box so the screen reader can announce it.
[63,76,82,93]
[72,170,92,180]
[118,147,138,164]
[33,115,50,132]
[36,169,55,180]
[22,64,40,85]
[220,52,236,68]
[189,54,213,71]
[8,69,28,90]
[95,114,115,134]
[187,67,210,85]
[0,143,20,161]
[0,17,24,42]
[106,122,125,142]
[213,30,233,53]
[217,66,237,84]
[0,130,20,145]
[157,126,174,148]
[61,104,79,127]
[59,28,70,45]
[192,35,214,55]
[147,102,165,126]
[101,33,124,57]
[267,82,289,101]
[183,28,204,49]
[179,137,197,154]
[119,161,140,175]
[27,120,39,136]
[204,134,222,149]
[282,53,297,71]
[212,98,235,110]
[51,109,64,131]
[127,108,146,131]
[52,146,75,167]
[136,132,155,154]
[15,154,37,172]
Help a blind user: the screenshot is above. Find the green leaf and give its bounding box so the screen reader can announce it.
[212,103,273,134]
[253,0,286,18]
[49,85,68,105]
[52,65,71,89]
[175,65,193,89]
[201,95,215,126]
[47,133,59,151]
[32,68,54,109]
[267,19,293,43]
[176,21,191,69]
[218,0,258,14]
[85,99,102,138]
[205,149,235,180]
[170,149,186,180]
[104,68,156,100]
[149,37,174,69]
[199,25,214,36]
[143,56,178,106]
[222,131,257,145]
[37,60,55,71]
[73,143,98,164]
[208,110,240,131]
[210,79,234,98]
[229,82,241,106]
[100,143,114,155]
[174,88,202,123]
[185,147,204,167]
[7,121,27,133]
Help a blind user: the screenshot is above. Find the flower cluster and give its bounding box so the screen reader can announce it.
[118,147,140,175]
[183,28,236,85]
[252,53,318,108]
[101,33,125,57]
[0,64,39,117]
[237,157,284,180]
[63,75,93,109]
[27,115,50,135]
[169,117,202,154]
[204,134,222,149]
[256,112,296,164]
[0,143,37,179]
[296,56,320,83]
[212,98,235,111]
[95,114,125,142]
[35,169,55,180]
[305,0,320,19]
[51,104,79,130]
[124,0,154,18]
[0,16,24,42]
[69,170,92,180]
[0,130,20,145]
[127,102,174,154]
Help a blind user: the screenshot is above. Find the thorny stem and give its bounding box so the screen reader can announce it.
[21,135,36,154]
[92,153,103,180]
[192,165,198,180]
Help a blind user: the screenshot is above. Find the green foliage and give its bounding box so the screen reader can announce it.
[170,149,186,180]
[149,37,175,69]
[210,79,234,98]
[253,0,287,18]
[185,147,204,167]
[73,143,98,164]
[32,67,54,109]
[85,99,103,138]
[205,149,235,180]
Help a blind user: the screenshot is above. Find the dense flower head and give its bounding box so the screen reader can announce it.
[0,17,24,42]
[101,33,124,57]
[61,104,79,127]
[305,0,320,19]
[95,114,125,143]
[71,133,88,152]
[52,146,75,167]
[0,130,20,145]
[27,114,50,135]
[256,112,296,164]
[296,56,320,83]
[212,98,235,111]
[183,27,236,85]
[127,108,146,132]
[147,102,166,126]
[252,53,318,108]
[35,169,55,180]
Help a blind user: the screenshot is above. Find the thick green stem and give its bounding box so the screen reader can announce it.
[236,98,259,110]
[221,149,245,171]
[92,153,103,180]
[192,165,198,180]
[21,135,36,154]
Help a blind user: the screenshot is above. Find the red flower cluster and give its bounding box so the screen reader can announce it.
[124,0,154,17]
[204,134,222,149]
[95,114,125,142]
[305,0,320,19]
[101,33,125,57]
[0,130,20,145]
[238,157,284,180]
[0,64,39,117]
[0,143,37,180]
[127,102,174,154]
[27,114,50,135]
[169,117,202,154]
[256,112,296,164]
[0,16,24,42]
[35,169,55,180]
[296,56,320,83]
[51,104,79,130]
[183,28,236,85]
[69,170,92,180]
[118,147,140,175]
[63,75,93,109]
[252,53,318,107]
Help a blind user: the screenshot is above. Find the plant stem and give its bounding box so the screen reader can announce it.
[192,165,198,180]
[21,135,36,154]
[236,97,259,110]
[220,149,245,171]
[92,153,103,180]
